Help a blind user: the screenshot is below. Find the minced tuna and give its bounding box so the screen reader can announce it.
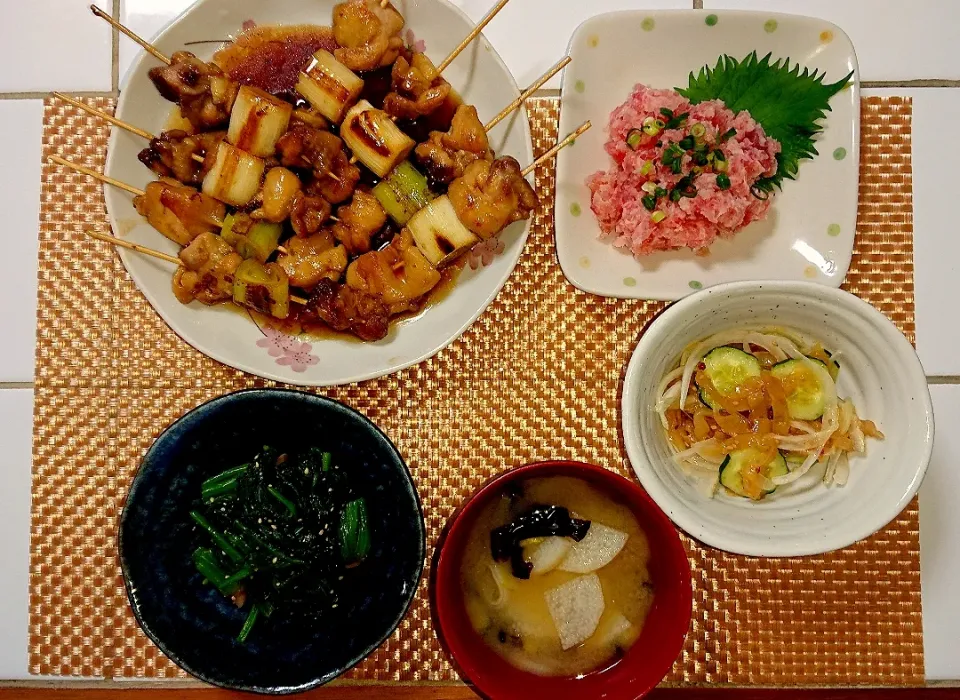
[586,84,780,256]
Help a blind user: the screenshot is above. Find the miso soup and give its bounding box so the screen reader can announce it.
[460,476,654,677]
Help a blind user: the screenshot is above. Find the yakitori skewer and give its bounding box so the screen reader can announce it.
[49,154,145,196]
[521,120,591,177]
[484,56,571,132]
[90,5,170,65]
[88,230,310,305]
[437,0,511,73]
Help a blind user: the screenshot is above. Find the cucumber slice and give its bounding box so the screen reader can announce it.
[719,449,788,498]
[696,346,762,409]
[770,358,828,420]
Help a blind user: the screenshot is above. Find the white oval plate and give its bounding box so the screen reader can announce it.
[555,10,859,301]
[621,281,934,557]
[105,0,532,386]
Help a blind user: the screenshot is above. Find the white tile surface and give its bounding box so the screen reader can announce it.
[0,2,112,92]
[119,0,197,86]
[0,100,43,383]
[448,0,689,89]
[921,384,960,681]
[0,390,34,679]
[701,0,960,82]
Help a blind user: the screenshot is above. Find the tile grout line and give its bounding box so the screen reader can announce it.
[111,0,121,92]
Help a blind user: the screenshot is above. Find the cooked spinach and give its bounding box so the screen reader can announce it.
[189,446,371,642]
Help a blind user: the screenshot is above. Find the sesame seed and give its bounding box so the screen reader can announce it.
[332,604,338,609]
[272,557,278,564]
[304,468,310,475]
[258,518,262,524]
[271,524,277,530]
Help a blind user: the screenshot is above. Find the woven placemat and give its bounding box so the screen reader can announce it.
[30,96,920,684]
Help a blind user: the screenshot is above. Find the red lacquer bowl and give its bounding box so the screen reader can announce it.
[432,461,692,700]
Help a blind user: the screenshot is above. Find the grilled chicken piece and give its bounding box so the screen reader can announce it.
[382,53,450,120]
[137,129,225,186]
[133,178,226,246]
[173,231,243,304]
[331,190,387,255]
[290,192,333,238]
[306,150,361,204]
[332,0,404,71]
[447,157,538,239]
[345,229,440,313]
[251,167,302,223]
[148,51,239,131]
[277,230,349,288]
[275,122,344,179]
[414,104,491,184]
[307,278,391,341]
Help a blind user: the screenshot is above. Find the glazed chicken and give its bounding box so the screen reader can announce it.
[331,190,388,255]
[306,150,362,205]
[148,51,239,131]
[345,229,440,314]
[133,178,226,246]
[414,104,491,184]
[290,193,334,238]
[277,230,349,288]
[138,129,225,186]
[307,278,390,341]
[382,53,451,120]
[251,167,302,223]
[447,157,539,239]
[172,231,243,305]
[275,122,344,179]
[332,0,405,71]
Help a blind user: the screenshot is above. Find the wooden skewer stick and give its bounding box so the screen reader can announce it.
[90,4,171,65]
[437,0,511,74]
[49,154,145,196]
[521,120,591,177]
[484,56,571,132]
[54,92,153,140]
[88,230,309,305]
[88,230,181,264]
[53,92,208,164]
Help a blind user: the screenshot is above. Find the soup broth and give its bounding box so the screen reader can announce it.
[460,476,654,677]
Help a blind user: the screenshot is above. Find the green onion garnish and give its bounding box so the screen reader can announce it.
[651,211,667,224]
[720,128,737,141]
[691,123,706,138]
[659,107,674,119]
[639,160,654,176]
[677,135,695,150]
[641,195,657,211]
[626,129,644,150]
[717,173,732,190]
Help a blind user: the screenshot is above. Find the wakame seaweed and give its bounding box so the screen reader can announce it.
[189,446,371,642]
[490,505,591,579]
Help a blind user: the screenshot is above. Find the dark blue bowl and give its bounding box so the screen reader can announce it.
[119,389,425,694]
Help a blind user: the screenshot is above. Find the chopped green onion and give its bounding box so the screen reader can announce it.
[655,119,666,129]
[626,129,644,150]
[641,195,657,211]
[720,128,737,141]
[654,187,668,198]
[641,119,660,137]
[664,112,689,129]
[640,181,658,194]
[713,149,727,162]
[639,160,654,176]
[659,107,674,119]
[237,603,263,643]
[692,152,709,166]
[714,157,729,173]
[677,135,695,151]
[669,188,683,203]
[670,161,682,175]
[717,173,732,190]
[691,123,706,138]
[651,211,667,224]
[190,510,244,564]
[267,485,297,517]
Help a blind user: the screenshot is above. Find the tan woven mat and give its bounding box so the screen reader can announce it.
[30,96,921,684]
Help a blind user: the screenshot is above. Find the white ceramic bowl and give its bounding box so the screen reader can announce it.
[556,10,860,301]
[621,281,933,557]
[105,0,533,386]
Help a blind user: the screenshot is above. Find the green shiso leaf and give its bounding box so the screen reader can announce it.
[676,51,852,193]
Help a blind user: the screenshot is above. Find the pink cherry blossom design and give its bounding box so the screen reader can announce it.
[256,327,300,357]
[466,237,506,270]
[404,29,426,53]
[276,342,320,373]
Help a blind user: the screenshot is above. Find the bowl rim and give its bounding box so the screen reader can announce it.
[432,460,693,699]
[118,388,426,694]
[106,0,535,388]
[621,279,935,557]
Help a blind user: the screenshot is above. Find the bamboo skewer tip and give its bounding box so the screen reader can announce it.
[484,55,571,132]
[437,0,512,74]
[91,4,171,65]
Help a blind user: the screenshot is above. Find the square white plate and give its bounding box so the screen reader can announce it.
[555,10,859,300]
